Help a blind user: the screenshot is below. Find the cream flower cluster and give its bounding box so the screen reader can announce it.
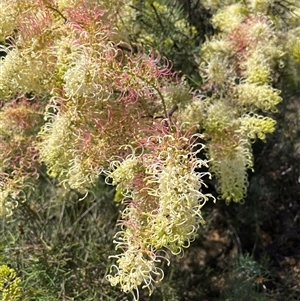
[208,139,253,203]
[0,1,18,41]
[0,264,21,300]
[194,0,294,202]
[0,181,18,217]
[106,131,214,297]
[0,46,54,100]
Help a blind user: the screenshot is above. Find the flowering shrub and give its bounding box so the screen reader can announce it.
[194,0,300,203]
[0,0,299,298]
[106,127,213,297]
